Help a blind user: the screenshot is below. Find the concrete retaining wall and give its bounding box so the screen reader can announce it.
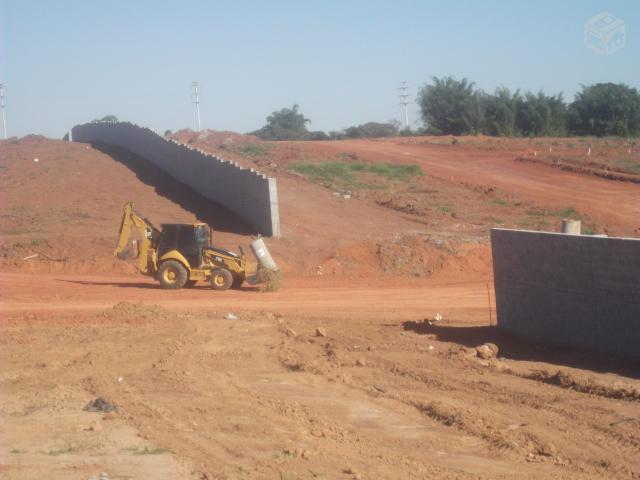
[491,228,640,358]
[71,121,280,237]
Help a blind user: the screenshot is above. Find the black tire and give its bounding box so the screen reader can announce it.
[158,260,188,290]
[185,280,198,288]
[210,268,233,291]
[231,275,244,289]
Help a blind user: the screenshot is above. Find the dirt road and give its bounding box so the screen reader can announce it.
[1,272,639,479]
[0,273,492,321]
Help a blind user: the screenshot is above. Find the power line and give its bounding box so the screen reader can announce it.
[0,83,6,139]
[398,81,410,130]
[191,81,201,132]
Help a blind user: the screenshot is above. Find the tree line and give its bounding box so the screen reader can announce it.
[251,104,401,141]
[250,79,640,141]
[418,78,640,137]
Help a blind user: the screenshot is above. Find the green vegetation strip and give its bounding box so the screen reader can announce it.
[289,161,422,188]
[121,446,170,455]
[239,142,273,157]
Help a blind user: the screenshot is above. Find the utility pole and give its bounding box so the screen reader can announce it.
[0,83,6,139]
[191,82,201,131]
[398,81,410,130]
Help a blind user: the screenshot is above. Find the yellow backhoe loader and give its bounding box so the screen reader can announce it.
[114,202,248,290]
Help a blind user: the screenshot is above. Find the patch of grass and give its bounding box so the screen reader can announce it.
[489,198,513,207]
[436,205,454,214]
[368,162,423,179]
[43,445,78,456]
[289,161,422,189]
[235,465,250,475]
[557,206,580,219]
[526,208,551,217]
[10,448,27,454]
[30,238,42,246]
[618,160,640,173]
[290,161,355,185]
[272,450,296,460]
[6,227,37,235]
[121,446,170,455]
[239,142,272,157]
[581,224,597,235]
[517,216,549,229]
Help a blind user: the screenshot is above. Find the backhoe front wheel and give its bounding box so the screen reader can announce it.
[158,260,188,290]
[210,268,233,291]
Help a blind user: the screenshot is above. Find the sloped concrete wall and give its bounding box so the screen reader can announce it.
[71,121,280,237]
[491,228,640,358]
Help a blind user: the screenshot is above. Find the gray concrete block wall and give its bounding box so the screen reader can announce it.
[491,228,640,358]
[71,121,280,237]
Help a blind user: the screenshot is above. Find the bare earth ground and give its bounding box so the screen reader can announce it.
[1,134,639,479]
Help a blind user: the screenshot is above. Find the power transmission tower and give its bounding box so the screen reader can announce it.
[398,81,410,130]
[191,81,201,131]
[0,83,6,139]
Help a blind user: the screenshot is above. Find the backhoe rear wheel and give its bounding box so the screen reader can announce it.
[158,260,188,290]
[210,268,233,291]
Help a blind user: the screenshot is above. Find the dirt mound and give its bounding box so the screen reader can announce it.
[522,369,640,402]
[100,301,168,320]
[516,156,640,184]
[169,128,260,150]
[315,236,446,277]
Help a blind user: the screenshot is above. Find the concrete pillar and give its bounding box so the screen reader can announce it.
[561,219,581,235]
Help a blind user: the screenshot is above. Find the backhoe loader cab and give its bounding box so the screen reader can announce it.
[157,224,210,270]
[114,202,247,290]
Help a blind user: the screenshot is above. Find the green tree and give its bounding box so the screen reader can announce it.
[252,104,311,140]
[515,92,566,136]
[480,87,519,136]
[343,122,399,138]
[417,76,482,135]
[568,83,640,136]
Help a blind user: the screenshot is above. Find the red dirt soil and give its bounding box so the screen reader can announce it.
[285,137,640,237]
[1,133,639,479]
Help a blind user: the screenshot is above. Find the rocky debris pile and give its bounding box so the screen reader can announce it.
[83,397,117,413]
[475,342,499,360]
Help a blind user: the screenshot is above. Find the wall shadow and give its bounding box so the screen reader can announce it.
[403,320,640,380]
[91,143,256,236]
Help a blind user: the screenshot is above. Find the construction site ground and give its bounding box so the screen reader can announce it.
[1,133,639,479]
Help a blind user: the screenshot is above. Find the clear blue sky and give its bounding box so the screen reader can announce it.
[1,0,638,138]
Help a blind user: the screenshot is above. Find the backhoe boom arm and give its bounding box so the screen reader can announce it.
[114,202,161,275]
